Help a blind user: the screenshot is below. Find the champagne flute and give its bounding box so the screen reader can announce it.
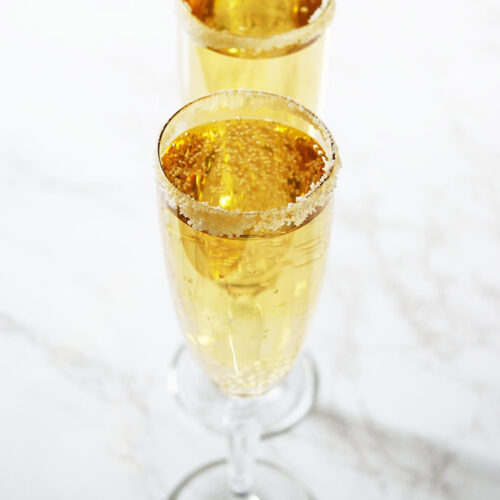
[176,0,336,111]
[156,90,341,498]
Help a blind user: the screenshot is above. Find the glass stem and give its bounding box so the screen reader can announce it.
[226,397,260,497]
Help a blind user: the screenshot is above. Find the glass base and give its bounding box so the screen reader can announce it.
[168,346,318,439]
[168,459,316,500]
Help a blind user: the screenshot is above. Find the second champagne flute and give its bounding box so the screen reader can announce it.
[176,0,336,111]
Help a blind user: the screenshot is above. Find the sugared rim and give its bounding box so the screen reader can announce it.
[176,0,336,57]
[156,90,341,237]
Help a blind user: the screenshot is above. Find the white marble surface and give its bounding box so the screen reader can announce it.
[1,0,500,498]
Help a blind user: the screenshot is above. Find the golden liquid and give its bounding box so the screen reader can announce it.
[179,0,328,110]
[185,0,324,37]
[160,119,332,396]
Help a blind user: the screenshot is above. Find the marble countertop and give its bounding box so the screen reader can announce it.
[1,0,499,498]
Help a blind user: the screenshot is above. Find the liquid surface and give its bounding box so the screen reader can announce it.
[159,119,332,396]
[184,0,324,38]
[161,119,327,212]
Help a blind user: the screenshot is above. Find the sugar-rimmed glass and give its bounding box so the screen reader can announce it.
[156,90,341,499]
[175,0,336,111]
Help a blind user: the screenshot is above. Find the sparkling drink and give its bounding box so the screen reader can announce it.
[157,93,340,396]
[177,0,335,110]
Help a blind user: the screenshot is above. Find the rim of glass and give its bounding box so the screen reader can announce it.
[156,90,340,237]
[176,0,336,57]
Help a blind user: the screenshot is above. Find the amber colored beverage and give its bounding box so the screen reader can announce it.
[158,115,338,396]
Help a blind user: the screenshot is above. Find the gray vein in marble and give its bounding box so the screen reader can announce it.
[0,311,171,499]
[286,405,500,500]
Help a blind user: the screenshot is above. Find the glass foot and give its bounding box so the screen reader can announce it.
[168,346,318,439]
[168,459,316,500]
